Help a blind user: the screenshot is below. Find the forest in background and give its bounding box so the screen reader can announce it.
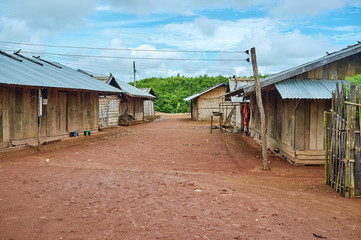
[134,75,228,113]
[134,74,272,113]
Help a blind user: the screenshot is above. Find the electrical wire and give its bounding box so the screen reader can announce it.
[1,49,248,62]
[0,40,248,54]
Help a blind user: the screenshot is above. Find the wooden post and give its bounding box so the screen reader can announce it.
[324,111,329,184]
[37,88,42,151]
[190,82,193,119]
[251,47,269,171]
[133,61,136,87]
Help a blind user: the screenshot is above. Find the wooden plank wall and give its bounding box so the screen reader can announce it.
[249,89,330,162]
[134,97,144,120]
[193,98,198,120]
[143,100,155,117]
[293,52,361,80]
[0,86,100,148]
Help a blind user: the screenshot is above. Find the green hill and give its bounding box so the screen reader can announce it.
[134,75,229,113]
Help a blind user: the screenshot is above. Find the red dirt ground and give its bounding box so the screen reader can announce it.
[0,113,360,240]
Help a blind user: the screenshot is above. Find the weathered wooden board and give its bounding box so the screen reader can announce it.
[295,100,305,150]
[47,89,56,137]
[2,87,10,142]
[304,100,310,150]
[309,100,318,149]
[314,66,323,79]
[328,62,338,80]
[355,53,361,75]
[317,100,325,149]
[9,88,15,141]
[337,58,347,79]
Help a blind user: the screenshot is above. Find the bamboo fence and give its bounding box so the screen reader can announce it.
[325,82,361,198]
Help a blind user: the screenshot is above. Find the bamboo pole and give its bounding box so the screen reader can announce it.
[345,83,355,198]
[251,47,269,171]
[349,85,357,198]
[329,92,335,187]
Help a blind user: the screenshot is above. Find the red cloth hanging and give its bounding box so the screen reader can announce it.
[243,103,248,132]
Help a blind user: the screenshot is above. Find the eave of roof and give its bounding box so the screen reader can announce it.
[0,51,122,93]
[108,77,157,100]
[243,42,361,94]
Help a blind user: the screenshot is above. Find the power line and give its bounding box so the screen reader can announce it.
[2,49,247,62]
[0,40,247,54]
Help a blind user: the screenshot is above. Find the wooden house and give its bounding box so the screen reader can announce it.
[106,74,156,120]
[183,83,227,121]
[140,88,157,118]
[0,50,121,149]
[227,43,361,165]
[77,70,128,129]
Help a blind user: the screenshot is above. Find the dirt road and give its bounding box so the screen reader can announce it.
[0,113,360,240]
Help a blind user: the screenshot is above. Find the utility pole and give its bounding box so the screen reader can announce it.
[190,82,193,119]
[133,61,136,87]
[251,47,269,171]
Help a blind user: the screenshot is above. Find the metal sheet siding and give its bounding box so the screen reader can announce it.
[275,79,349,99]
[0,53,122,93]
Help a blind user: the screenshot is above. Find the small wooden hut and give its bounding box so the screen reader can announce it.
[140,88,157,119]
[183,83,227,121]
[0,50,121,149]
[227,43,361,164]
[106,74,157,120]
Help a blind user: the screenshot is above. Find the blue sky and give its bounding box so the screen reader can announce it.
[0,0,360,82]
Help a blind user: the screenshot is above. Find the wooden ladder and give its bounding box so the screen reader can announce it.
[223,106,236,127]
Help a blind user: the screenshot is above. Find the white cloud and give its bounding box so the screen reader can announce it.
[146,18,330,75]
[2,0,97,30]
[268,0,350,16]
[105,0,255,15]
[194,16,219,36]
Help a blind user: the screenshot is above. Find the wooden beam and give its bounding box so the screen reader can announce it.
[251,47,269,171]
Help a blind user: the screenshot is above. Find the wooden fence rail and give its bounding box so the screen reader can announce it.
[325,82,361,198]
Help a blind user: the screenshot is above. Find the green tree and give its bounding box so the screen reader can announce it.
[135,75,232,113]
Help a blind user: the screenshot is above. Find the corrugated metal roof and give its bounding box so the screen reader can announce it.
[108,76,156,100]
[243,42,361,94]
[0,51,122,93]
[275,79,349,99]
[77,69,110,80]
[140,88,157,98]
[183,83,227,101]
